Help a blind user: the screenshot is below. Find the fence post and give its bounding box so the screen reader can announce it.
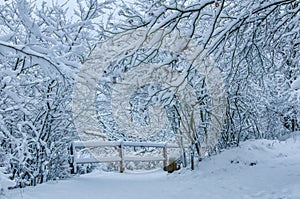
[163,145,167,168]
[182,150,187,168]
[119,141,124,173]
[70,142,77,174]
[190,148,194,170]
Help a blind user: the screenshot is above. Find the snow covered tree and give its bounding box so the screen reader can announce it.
[109,0,300,148]
[0,0,112,187]
[1,0,299,186]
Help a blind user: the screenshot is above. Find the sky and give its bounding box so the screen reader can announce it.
[37,0,77,19]
[0,0,78,19]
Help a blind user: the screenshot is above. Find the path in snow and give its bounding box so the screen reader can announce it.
[7,135,300,199]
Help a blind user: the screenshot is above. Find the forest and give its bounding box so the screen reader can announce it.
[0,0,299,192]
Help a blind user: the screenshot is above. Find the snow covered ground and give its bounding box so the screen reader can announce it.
[6,134,300,199]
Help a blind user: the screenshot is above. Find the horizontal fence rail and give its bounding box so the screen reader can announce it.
[70,140,182,173]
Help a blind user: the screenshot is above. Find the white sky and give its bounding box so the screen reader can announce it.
[0,0,78,19]
[37,0,77,19]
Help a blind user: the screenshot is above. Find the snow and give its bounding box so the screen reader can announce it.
[6,135,300,199]
[0,168,15,198]
[291,77,300,90]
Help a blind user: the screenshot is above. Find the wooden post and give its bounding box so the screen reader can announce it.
[163,146,167,168]
[182,149,187,168]
[190,149,194,170]
[70,143,77,174]
[119,141,124,173]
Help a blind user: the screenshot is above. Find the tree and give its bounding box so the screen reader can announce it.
[109,0,300,148]
[73,0,299,169]
[0,0,112,187]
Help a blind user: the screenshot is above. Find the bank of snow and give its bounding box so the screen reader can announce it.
[7,135,300,199]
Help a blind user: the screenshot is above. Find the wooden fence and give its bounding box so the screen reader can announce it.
[69,140,181,173]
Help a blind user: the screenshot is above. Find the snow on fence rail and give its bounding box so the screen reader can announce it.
[69,140,181,173]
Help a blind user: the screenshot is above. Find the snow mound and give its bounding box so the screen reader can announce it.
[0,168,15,199]
[291,77,300,90]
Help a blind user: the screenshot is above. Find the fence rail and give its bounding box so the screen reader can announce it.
[70,140,181,173]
